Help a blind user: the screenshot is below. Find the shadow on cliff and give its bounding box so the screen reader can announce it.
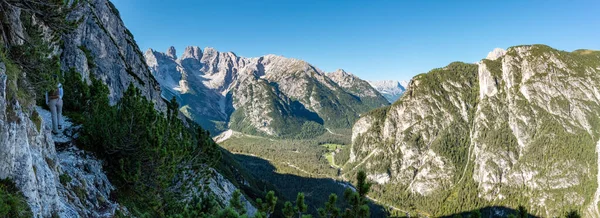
[231,153,387,217]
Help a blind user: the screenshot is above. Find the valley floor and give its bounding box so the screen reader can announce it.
[217,130,413,217]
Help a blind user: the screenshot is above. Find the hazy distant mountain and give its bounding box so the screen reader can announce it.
[145,46,389,137]
[367,80,408,103]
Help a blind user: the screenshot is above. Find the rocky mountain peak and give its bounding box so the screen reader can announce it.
[486,48,507,60]
[327,69,353,79]
[367,80,406,103]
[400,80,410,88]
[334,69,348,75]
[146,45,389,136]
[203,47,218,57]
[166,46,177,59]
[181,46,203,60]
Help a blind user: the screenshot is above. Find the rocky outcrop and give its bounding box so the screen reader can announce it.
[326,69,382,99]
[145,46,389,136]
[61,0,165,110]
[0,62,61,217]
[350,45,600,217]
[0,57,122,217]
[367,80,407,103]
[1,1,258,217]
[486,48,507,60]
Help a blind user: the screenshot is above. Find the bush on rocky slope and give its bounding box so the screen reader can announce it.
[0,179,31,218]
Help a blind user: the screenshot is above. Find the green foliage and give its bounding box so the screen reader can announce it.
[78,46,96,70]
[62,68,90,123]
[59,174,72,186]
[470,210,481,218]
[230,190,247,216]
[216,207,241,218]
[0,179,32,218]
[168,193,220,218]
[516,205,528,218]
[318,194,340,218]
[564,210,581,218]
[340,171,370,218]
[0,49,29,110]
[294,192,308,217]
[296,121,327,139]
[256,191,278,218]
[9,10,69,104]
[221,136,342,177]
[76,81,221,217]
[282,201,295,218]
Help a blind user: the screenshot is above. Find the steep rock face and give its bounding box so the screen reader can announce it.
[1,1,256,217]
[472,46,600,217]
[350,45,600,217]
[351,62,478,196]
[145,47,389,136]
[0,60,120,217]
[367,80,408,103]
[61,0,165,110]
[0,63,61,216]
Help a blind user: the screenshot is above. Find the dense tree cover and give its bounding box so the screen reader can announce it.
[221,135,349,178]
[0,179,31,218]
[205,171,372,218]
[62,70,222,216]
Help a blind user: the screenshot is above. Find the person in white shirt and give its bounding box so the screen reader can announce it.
[45,82,63,134]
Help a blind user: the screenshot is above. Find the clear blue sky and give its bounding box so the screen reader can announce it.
[113,0,599,81]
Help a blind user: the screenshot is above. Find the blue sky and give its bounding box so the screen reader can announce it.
[113,0,599,81]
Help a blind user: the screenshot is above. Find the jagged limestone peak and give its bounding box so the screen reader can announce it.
[166,46,177,59]
[181,46,203,60]
[485,48,507,60]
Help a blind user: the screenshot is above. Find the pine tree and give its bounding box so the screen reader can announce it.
[283,201,295,218]
[517,205,528,218]
[256,191,278,218]
[230,190,246,216]
[217,207,241,218]
[295,193,308,218]
[318,194,340,218]
[342,171,370,218]
[565,210,581,218]
[470,210,481,218]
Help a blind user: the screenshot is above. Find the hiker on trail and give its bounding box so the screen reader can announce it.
[45,81,63,134]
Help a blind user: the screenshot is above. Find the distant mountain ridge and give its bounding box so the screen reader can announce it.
[145,46,389,137]
[367,80,408,103]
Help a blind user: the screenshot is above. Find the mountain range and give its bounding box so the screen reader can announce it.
[145,46,389,137]
[367,80,408,103]
[1,0,600,217]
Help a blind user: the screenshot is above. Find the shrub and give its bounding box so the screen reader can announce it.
[0,179,32,218]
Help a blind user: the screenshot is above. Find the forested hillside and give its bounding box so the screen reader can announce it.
[350,45,600,217]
